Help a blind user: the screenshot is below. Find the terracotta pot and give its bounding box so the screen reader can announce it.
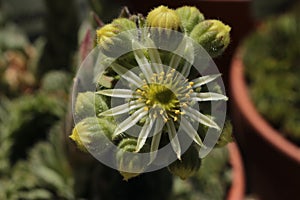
[118,0,255,90]
[230,53,300,200]
[227,142,246,200]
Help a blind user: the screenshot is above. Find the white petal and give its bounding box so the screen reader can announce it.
[153,116,165,135]
[191,92,228,101]
[166,120,181,160]
[180,60,192,78]
[180,39,194,77]
[136,117,155,152]
[97,89,134,98]
[169,54,181,70]
[148,116,165,163]
[146,39,163,73]
[111,63,144,87]
[169,38,191,71]
[184,107,220,130]
[192,74,221,88]
[113,107,148,138]
[132,40,153,82]
[99,101,143,117]
[152,63,164,75]
[149,131,162,164]
[180,117,204,147]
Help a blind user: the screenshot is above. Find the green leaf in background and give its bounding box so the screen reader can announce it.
[243,12,300,144]
[0,123,75,200]
[0,93,66,164]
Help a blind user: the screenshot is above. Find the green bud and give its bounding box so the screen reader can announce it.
[111,18,137,31]
[190,19,231,58]
[116,138,149,181]
[111,18,139,69]
[216,121,233,148]
[146,6,184,51]
[75,92,108,121]
[96,23,120,49]
[168,145,201,180]
[70,117,115,153]
[146,6,181,30]
[96,22,132,57]
[176,6,205,34]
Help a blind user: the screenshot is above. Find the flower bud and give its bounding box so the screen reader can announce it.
[111,18,139,67]
[190,19,231,58]
[70,117,115,153]
[146,6,181,30]
[96,23,132,58]
[176,6,205,34]
[116,138,149,181]
[146,6,183,51]
[111,18,137,31]
[96,24,120,49]
[75,92,108,121]
[168,145,201,180]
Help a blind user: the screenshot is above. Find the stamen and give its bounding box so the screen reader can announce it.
[163,117,168,122]
[138,98,143,102]
[182,103,188,108]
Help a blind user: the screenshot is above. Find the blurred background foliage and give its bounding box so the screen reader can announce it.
[251,0,298,19]
[243,6,300,145]
[0,0,234,199]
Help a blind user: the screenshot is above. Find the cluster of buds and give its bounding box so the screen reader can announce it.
[71,5,232,181]
[95,5,230,58]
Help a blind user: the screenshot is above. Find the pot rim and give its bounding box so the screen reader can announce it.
[230,52,300,163]
[227,142,245,200]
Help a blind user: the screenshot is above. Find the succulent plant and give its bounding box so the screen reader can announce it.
[0,93,66,164]
[0,3,234,200]
[0,23,43,97]
[243,12,300,144]
[72,5,232,182]
[0,123,75,200]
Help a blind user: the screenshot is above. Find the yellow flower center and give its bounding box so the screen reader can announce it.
[136,83,181,121]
